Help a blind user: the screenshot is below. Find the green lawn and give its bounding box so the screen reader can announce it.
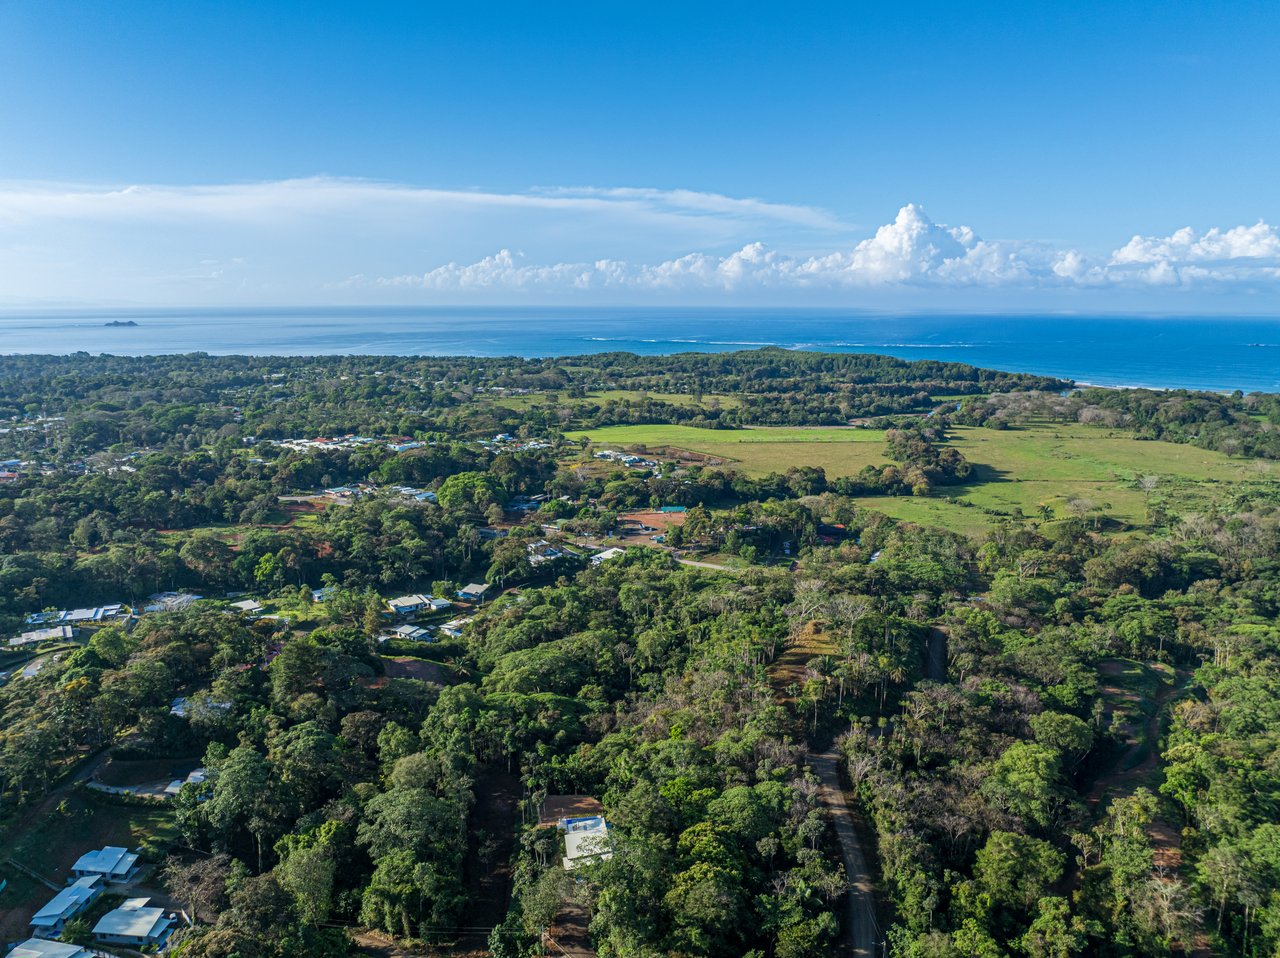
[850,496,999,538]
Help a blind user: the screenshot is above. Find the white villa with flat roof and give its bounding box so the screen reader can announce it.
[29,875,102,936]
[562,816,613,871]
[93,897,175,947]
[71,845,140,883]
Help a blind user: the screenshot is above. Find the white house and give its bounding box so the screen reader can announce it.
[71,845,140,884]
[591,547,626,565]
[63,605,125,624]
[29,875,103,936]
[386,594,431,617]
[387,624,431,642]
[164,767,210,797]
[92,898,175,948]
[527,540,565,565]
[9,938,96,958]
[229,599,264,616]
[26,605,125,626]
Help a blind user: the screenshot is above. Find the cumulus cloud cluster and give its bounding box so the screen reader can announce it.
[379,204,1280,293]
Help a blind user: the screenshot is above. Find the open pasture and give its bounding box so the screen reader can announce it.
[570,421,1280,535]
[493,388,743,411]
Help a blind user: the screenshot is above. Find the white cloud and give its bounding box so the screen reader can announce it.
[378,205,1280,295]
[0,177,1276,304]
[1105,221,1280,286]
[1112,221,1280,264]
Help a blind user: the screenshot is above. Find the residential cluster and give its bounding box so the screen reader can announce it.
[18,845,179,955]
[592,449,659,469]
[375,586,490,643]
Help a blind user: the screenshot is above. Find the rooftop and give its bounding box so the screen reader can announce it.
[72,845,138,878]
[93,897,172,939]
[563,818,613,870]
[9,939,94,958]
[30,876,101,927]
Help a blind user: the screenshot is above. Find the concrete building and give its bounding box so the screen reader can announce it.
[71,846,140,884]
[561,816,613,871]
[29,876,103,936]
[92,898,175,948]
[9,625,78,647]
[9,939,96,958]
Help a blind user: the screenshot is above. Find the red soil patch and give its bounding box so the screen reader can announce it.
[619,510,687,532]
[538,795,604,827]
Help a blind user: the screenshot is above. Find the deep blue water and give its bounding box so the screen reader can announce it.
[0,307,1278,392]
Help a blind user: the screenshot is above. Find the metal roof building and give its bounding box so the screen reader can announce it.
[29,875,103,934]
[71,845,140,883]
[92,897,175,947]
[9,938,95,958]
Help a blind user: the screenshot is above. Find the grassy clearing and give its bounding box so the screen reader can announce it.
[937,424,1279,525]
[493,389,742,410]
[1085,659,1177,799]
[851,496,999,537]
[570,420,1280,538]
[568,424,888,475]
[768,624,838,704]
[569,423,885,446]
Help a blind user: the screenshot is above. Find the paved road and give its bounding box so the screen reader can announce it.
[810,748,881,958]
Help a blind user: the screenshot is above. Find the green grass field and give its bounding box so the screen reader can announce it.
[569,421,1280,536]
[568,423,890,477]
[493,389,742,411]
[938,424,1277,525]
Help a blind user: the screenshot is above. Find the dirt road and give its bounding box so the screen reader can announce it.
[810,748,881,958]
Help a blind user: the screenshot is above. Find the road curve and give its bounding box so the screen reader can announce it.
[810,747,881,958]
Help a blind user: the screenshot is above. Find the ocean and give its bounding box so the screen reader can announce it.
[0,307,1278,393]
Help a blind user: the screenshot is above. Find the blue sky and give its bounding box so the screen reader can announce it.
[1,1,1279,307]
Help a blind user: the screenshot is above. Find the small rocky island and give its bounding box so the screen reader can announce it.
[104,320,139,327]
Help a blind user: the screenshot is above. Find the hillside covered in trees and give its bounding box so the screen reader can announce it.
[0,349,1277,958]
